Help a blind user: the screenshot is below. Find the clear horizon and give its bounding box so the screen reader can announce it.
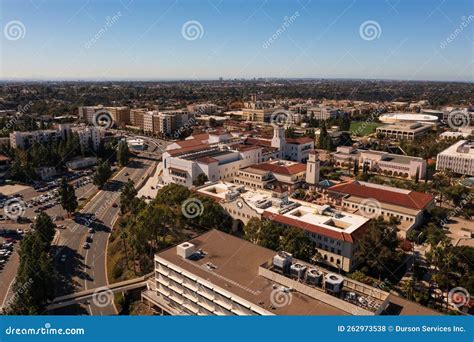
[1,0,473,82]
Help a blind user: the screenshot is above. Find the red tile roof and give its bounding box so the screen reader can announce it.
[175,138,208,148]
[167,144,209,156]
[328,181,433,210]
[286,137,314,145]
[247,161,306,176]
[196,156,218,164]
[261,211,368,243]
[246,137,272,147]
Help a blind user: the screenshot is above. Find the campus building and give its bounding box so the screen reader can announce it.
[196,181,370,272]
[333,146,426,180]
[328,181,434,237]
[436,140,474,176]
[375,122,432,140]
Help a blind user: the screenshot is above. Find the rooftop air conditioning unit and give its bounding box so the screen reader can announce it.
[273,252,292,274]
[290,263,307,280]
[177,242,195,259]
[324,273,344,293]
[306,268,323,286]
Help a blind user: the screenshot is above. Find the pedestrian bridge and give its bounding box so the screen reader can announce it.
[46,273,153,310]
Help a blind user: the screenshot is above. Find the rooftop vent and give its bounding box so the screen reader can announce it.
[177,242,195,259]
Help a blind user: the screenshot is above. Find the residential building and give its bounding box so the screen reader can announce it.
[328,181,434,237]
[78,105,130,127]
[143,229,418,316]
[376,122,432,140]
[9,125,104,150]
[436,140,474,176]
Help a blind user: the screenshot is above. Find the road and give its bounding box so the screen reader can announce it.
[53,137,167,315]
[54,157,156,315]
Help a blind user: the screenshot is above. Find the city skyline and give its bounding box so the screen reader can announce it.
[1,0,473,82]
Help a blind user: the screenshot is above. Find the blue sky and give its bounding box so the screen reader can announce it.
[1,0,473,81]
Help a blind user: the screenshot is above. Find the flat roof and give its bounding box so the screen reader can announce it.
[197,182,369,242]
[156,230,348,315]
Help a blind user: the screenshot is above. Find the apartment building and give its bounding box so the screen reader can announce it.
[333,146,426,180]
[328,181,434,237]
[78,105,130,127]
[196,181,369,272]
[141,230,416,316]
[436,140,474,176]
[10,125,104,150]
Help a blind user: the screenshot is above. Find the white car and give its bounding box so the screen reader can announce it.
[17,228,24,234]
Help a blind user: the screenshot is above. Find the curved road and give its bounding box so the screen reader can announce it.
[54,144,163,315]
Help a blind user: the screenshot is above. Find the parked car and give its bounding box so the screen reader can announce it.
[82,243,90,249]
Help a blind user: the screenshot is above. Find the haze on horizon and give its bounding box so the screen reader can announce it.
[1,0,473,82]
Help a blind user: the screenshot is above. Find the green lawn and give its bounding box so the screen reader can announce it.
[349,121,381,136]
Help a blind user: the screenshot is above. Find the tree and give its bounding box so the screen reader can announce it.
[59,177,77,215]
[93,161,113,189]
[355,217,402,280]
[244,217,262,244]
[193,173,209,187]
[120,179,138,214]
[117,140,131,167]
[155,183,191,206]
[7,213,56,314]
[196,197,232,232]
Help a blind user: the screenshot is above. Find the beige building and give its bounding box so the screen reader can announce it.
[196,181,370,272]
[234,159,307,192]
[142,230,403,316]
[436,140,474,176]
[328,181,434,238]
[376,122,432,140]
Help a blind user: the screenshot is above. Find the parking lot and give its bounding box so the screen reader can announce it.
[0,171,98,309]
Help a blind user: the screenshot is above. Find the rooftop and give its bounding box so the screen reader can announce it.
[243,160,306,176]
[328,181,433,210]
[156,230,438,316]
[438,140,474,156]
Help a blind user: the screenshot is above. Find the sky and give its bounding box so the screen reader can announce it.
[0,0,473,81]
